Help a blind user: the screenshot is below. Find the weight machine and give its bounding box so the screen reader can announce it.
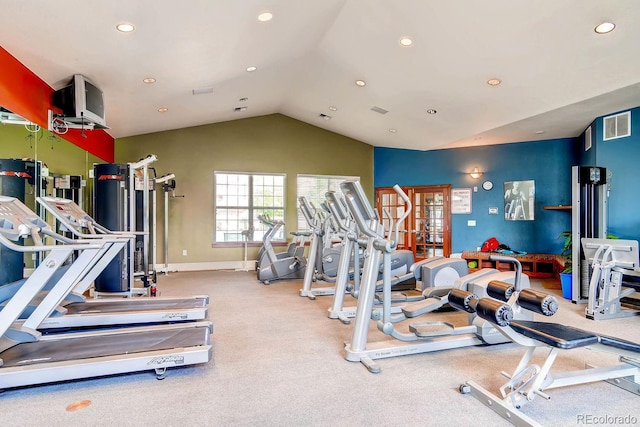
[93,154,157,296]
[51,174,83,207]
[571,166,608,303]
[153,173,176,275]
[0,158,45,286]
[581,238,640,320]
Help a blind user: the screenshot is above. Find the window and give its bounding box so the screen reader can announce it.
[214,172,285,243]
[296,174,358,230]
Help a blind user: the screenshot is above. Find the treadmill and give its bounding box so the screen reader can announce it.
[21,196,209,330]
[0,195,212,390]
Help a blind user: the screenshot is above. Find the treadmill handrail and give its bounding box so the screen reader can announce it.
[0,232,103,252]
[37,196,138,240]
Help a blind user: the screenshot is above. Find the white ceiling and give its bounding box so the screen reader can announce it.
[2,0,640,151]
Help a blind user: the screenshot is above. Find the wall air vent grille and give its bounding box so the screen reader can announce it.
[585,126,592,151]
[603,111,631,141]
[192,87,214,95]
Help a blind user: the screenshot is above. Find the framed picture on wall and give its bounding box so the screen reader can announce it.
[504,180,535,221]
[451,188,472,214]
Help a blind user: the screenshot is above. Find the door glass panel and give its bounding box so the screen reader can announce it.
[377,186,450,259]
[413,189,445,259]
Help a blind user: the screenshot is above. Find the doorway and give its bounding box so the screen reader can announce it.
[375,185,452,260]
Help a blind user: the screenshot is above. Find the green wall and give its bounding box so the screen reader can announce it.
[116,113,374,264]
[0,123,102,210]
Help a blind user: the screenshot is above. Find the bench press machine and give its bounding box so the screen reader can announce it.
[456,256,640,427]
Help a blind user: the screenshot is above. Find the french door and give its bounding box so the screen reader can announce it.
[375,185,451,260]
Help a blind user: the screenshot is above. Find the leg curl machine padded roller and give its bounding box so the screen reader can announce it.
[485,280,514,301]
[449,289,514,327]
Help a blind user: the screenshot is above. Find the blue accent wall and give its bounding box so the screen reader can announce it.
[586,106,640,242]
[375,138,577,254]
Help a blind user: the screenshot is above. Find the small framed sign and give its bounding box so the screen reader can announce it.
[451,188,472,214]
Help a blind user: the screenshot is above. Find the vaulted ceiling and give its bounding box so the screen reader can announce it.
[2,0,640,150]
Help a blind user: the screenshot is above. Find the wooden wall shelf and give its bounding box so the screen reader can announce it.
[543,205,571,211]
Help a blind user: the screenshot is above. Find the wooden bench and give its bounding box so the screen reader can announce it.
[461,251,564,279]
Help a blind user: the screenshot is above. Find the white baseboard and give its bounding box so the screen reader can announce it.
[157,260,256,272]
[24,261,253,278]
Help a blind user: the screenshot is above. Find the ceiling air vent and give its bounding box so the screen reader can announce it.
[319,113,332,121]
[192,87,214,95]
[234,106,247,112]
[603,111,631,141]
[370,106,389,115]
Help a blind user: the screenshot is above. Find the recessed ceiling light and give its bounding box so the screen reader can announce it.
[594,22,615,34]
[116,23,135,33]
[328,106,337,111]
[487,78,502,86]
[355,80,366,87]
[426,109,437,115]
[535,130,545,134]
[399,37,413,47]
[246,66,257,72]
[158,107,168,113]
[143,78,156,84]
[258,12,273,22]
[389,128,397,133]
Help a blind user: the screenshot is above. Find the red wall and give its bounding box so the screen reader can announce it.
[0,45,114,162]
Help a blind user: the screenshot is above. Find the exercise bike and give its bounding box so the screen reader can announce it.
[255,214,306,271]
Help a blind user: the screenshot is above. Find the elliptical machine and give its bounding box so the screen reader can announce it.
[298,196,346,299]
[340,180,531,373]
[257,216,307,285]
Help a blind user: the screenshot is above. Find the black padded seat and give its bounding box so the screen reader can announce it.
[509,320,599,350]
[621,279,640,291]
[598,335,640,354]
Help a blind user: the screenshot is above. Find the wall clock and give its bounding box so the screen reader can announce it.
[482,180,494,191]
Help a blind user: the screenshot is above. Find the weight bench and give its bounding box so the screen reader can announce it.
[454,256,640,427]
